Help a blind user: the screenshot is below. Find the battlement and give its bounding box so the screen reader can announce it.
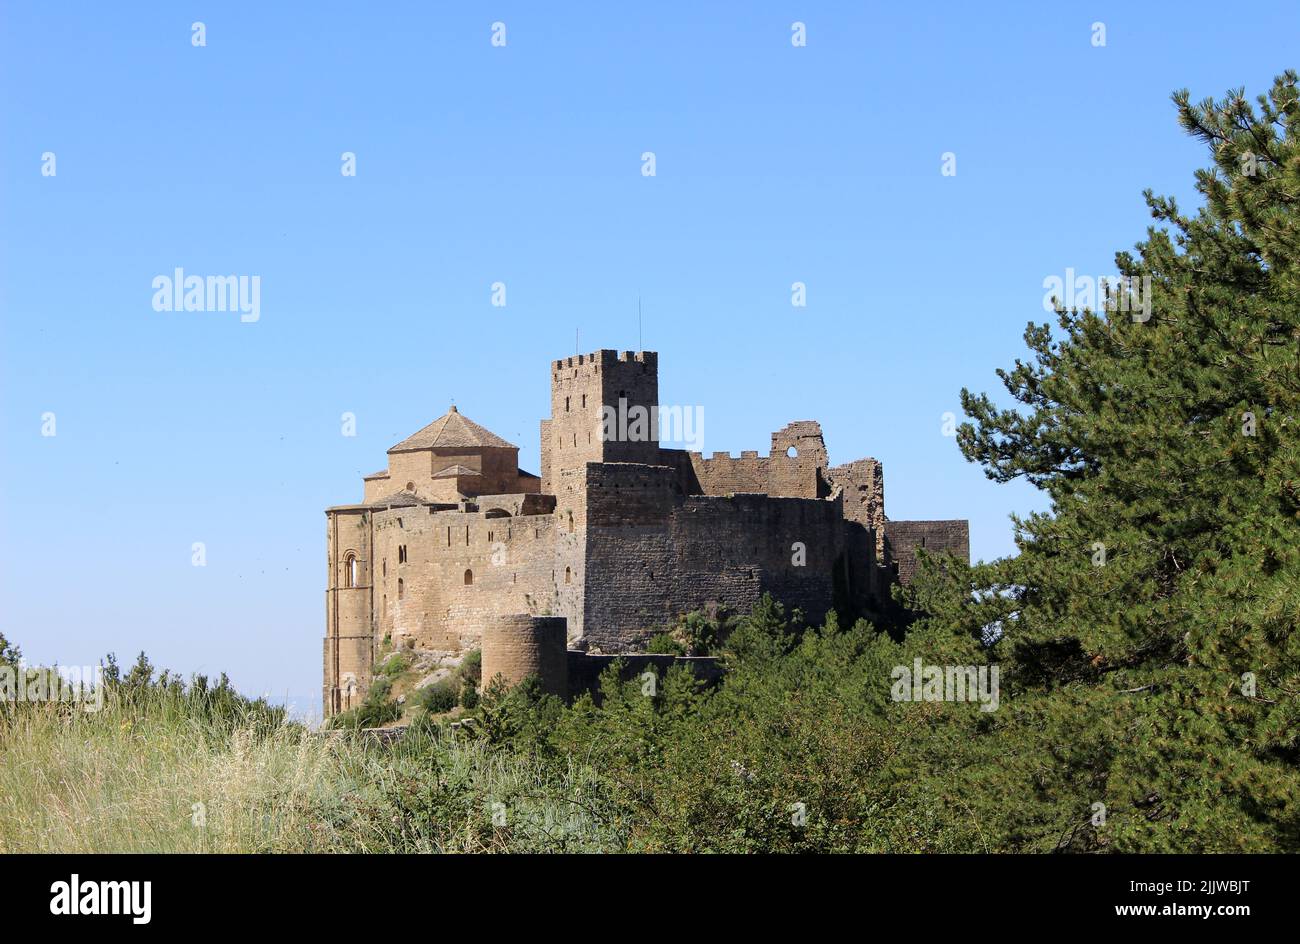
[552,349,658,371]
[686,422,830,500]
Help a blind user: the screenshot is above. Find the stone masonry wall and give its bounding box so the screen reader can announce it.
[481,614,568,697]
[371,504,561,652]
[828,458,886,558]
[324,508,374,713]
[578,462,850,651]
[884,519,971,585]
[686,422,830,499]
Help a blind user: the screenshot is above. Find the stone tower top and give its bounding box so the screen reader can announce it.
[540,349,661,491]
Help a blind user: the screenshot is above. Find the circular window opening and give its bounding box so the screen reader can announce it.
[786,446,798,458]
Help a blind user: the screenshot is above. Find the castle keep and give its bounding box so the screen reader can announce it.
[323,350,969,716]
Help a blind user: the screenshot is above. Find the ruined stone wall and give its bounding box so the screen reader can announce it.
[577,462,851,651]
[884,519,971,585]
[828,458,886,558]
[685,422,830,499]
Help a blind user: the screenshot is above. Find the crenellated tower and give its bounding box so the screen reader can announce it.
[540,350,660,492]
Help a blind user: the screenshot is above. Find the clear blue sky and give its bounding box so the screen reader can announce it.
[2,1,1295,704]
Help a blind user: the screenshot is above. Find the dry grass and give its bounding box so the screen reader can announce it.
[0,691,620,853]
[0,697,347,852]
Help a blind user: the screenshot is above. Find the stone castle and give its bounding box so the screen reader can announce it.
[323,349,969,716]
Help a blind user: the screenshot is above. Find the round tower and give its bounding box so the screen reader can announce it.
[481,614,569,697]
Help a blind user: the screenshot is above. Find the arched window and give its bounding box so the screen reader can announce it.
[565,566,571,584]
[397,577,404,600]
[463,569,473,586]
[345,554,358,588]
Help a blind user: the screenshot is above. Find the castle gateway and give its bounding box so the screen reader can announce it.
[323,350,968,716]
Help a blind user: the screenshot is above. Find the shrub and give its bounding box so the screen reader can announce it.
[646,632,685,655]
[458,650,482,686]
[678,611,719,655]
[415,677,459,714]
[332,676,400,729]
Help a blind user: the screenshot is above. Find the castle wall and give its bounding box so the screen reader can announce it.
[685,422,830,499]
[370,505,562,651]
[884,519,971,585]
[552,467,590,642]
[577,462,851,651]
[481,614,568,697]
[828,458,886,558]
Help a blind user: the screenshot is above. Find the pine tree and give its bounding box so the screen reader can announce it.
[905,72,1300,851]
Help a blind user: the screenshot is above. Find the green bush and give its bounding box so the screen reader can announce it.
[646,632,684,655]
[331,676,400,730]
[458,650,482,685]
[414,677,459,715]
[677,611,719,655]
